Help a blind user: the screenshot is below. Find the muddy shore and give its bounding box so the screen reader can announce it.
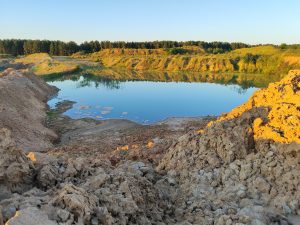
[47,99,214,164]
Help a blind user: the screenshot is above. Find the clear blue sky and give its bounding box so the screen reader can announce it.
[1,0,300,44]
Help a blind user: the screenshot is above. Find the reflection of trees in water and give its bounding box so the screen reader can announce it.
[44,73,122,89]
[43,68,280,92]
[229,85,249,94]
[43,73,79,82]
[81,74,121,89]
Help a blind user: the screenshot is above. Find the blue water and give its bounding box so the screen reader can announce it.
[47,76,257,124]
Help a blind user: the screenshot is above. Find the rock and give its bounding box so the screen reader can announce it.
[1,206,16,222]
[52,183,98,224]
[37,164,60,189]
[56,208,70,222]
[0,205,3,225]
[94,207,113,225]
[91,217,99,225]
[239,163,253,180]
[253,177,271,193]
[167,177,177,186]
[0,128,34,196]
[0,186,12,201]
[83,168,108,189]
[251,219,266,225]
[5,207,57,225]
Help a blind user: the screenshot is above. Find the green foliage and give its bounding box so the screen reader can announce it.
[166,48,188,55]
[243,53,260,64]
[0,39,251,56]
[278,43,300,50]
[206,48,227,54]
[46,110,59,120]
[280,43,288,49]
[1,39,300,76]
[1,39,300,59]
[0,54,12,58]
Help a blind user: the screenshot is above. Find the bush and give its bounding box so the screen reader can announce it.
[243,53,260,64]
[280,43,288,49]
[166,48,188,55]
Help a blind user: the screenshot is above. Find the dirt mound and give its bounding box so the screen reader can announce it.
[14,53,52,65]
[0,69,58,152]
[157,71,300,224]
[213,69,300,143]
[0,128,35,201]
[14,53,78,76]
[1,152,175,224]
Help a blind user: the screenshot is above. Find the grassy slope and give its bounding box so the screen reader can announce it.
[73,46,300,76]
[14,53,79,76]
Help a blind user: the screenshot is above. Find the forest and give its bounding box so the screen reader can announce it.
[0,39,252,56]
[1,39,299,58]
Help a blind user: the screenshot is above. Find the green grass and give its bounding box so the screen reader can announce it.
[46,110,59,120]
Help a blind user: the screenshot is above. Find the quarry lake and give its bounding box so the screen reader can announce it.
[47,74,258,124]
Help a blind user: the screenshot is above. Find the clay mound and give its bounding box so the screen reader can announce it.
[156,71,300,224]
[159,70,300,171]
[2,155,175,225]
[214,69,300,144]
[0,69,58,152]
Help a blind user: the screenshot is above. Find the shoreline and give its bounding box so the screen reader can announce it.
[46,99,214,162]
[49,99,216,126]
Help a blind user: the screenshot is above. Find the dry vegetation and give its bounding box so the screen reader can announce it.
[14,53,79,76]
[72,45,300,76]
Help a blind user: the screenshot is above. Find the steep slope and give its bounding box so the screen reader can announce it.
[214,69,300,143]
[0,69,58,151]
[73,46,300,75]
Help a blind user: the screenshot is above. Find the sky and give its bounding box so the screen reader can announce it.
[1,0,300,44]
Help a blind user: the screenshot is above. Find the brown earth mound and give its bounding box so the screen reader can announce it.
[0,69,58,152]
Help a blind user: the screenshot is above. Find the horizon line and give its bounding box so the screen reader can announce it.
[1,37,298,46]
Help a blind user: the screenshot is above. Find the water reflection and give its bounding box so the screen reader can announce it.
[44,73,121,89]
[46,69,269,123]
[43,68,281,92]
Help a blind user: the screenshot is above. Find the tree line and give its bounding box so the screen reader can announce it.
[0,39,252,56]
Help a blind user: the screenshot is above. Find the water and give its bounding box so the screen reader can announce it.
[47,72,259,124]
